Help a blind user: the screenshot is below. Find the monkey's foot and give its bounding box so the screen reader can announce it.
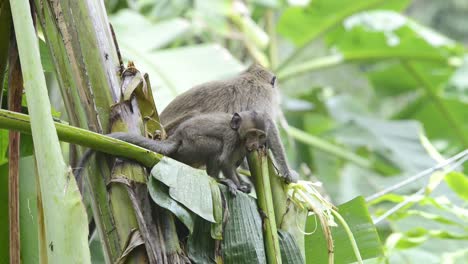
[220,179,238,195]
[238,182,252,193]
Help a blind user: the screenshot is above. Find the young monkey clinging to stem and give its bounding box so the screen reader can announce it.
[77,111,267,194]
[159,64,299,183]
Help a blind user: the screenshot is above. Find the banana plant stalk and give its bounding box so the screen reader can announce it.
[247,150,282,264]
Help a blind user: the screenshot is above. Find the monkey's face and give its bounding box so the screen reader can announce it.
[244,129,267,152]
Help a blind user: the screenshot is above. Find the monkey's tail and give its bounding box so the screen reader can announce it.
[108,132,179,156]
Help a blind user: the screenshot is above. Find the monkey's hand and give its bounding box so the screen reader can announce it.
[282,169,299,183]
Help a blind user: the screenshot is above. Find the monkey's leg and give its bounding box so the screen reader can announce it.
[206,159,221,179]
[233,159,252,193]
[221,167,245,195]
[266,118,299,183]
[236,175,252,193]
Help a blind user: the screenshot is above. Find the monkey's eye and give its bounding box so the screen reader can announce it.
[270,76,277,86]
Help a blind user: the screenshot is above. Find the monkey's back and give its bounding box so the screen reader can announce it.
[160,66,280,129]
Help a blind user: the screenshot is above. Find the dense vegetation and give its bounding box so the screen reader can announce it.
[1,0,467,263]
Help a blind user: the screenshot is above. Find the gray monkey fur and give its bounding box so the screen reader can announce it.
[76,111,268,194]
[159,64,298,183]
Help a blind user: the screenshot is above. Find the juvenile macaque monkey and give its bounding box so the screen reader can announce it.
[77,111,267,194]
[159,64,298,183]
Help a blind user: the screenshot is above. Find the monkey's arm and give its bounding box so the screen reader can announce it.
[265,118,299,183]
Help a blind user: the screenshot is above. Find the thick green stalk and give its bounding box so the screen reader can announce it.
[0,110,162,167]
[277,52,455,81]
[9,0,90,262]
[247,151,282,264]
[285,126,373,169]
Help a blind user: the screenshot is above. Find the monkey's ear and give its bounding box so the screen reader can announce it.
[230,113,242,130]
[270,76,277,86]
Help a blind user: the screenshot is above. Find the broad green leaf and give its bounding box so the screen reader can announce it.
[328,96,435,173]
[327,11,463,61]
[222,186,267,264]
[148,176,195,233]
[305,196,383,263]
[445,172,468,201]
[187,217,217,264]
[277,0,410,46]
[151,157,220,223]
[110,9,190,51]
[279,230,305,264]
[397,95,468,150]
[118,43,244,110]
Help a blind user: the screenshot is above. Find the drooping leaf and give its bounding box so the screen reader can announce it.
[305,196,383,263]
[151,157,221,223]
[279,230,305,264]
[148,175,195,233]
[187,216,216,264]
[222,186,267,264]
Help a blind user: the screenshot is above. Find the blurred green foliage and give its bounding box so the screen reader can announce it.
[102,0,468,262]
[1,0,466,262]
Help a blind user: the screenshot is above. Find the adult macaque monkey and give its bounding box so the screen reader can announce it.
[77,111,268,194]
[159,64,298,183]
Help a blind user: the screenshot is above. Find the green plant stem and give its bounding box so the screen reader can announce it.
[285,126,373,169]
[278,52,455,81]
[247,151,282,264]
[331,209,363,264]
[9,0,90,262]
[266,10,278,69]
[275,0,387,72]
[403,61,468,148]
[0,109,162,167]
